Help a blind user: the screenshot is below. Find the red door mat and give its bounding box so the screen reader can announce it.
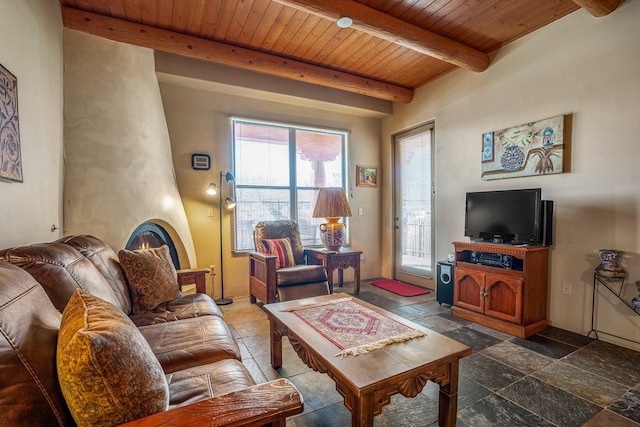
[371,280,431,297]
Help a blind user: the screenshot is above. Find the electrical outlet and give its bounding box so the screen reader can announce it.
[209,264,216,275]
[360,253,365,261]
[561,282,572,295]
[358,208,363,215]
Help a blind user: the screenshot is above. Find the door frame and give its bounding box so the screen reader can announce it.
[392,122,435,285]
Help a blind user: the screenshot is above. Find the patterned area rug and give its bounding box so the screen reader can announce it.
[286,297,425,358]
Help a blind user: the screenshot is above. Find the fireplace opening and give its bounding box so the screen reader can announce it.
[125,222,181,270]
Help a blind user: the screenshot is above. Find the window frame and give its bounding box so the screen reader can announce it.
[392,122,435,280]
[231,117,349,251]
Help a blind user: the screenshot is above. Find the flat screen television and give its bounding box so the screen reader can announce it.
[465,188,543,245]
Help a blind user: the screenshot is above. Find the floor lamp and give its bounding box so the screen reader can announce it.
[207,171,236,306]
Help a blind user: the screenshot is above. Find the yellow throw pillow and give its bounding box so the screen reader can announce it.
[57,289,169,427]
[118,245,180,314]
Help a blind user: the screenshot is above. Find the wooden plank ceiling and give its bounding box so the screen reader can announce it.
[58,0,621,103]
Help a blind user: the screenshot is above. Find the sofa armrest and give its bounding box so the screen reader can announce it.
[119,379,303,427]
[177,268,210,294]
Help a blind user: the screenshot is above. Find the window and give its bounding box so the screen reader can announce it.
[232,118,348,250]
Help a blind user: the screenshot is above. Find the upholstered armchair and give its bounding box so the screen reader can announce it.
[249,220,329,304]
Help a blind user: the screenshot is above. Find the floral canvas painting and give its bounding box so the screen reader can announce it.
[0,64,22,182]
[481,115,564,181]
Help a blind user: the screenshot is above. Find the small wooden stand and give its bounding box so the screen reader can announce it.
[305,247,362,294]
[177,268,210,294]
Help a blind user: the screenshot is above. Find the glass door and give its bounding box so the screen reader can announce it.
[393,123,434,282]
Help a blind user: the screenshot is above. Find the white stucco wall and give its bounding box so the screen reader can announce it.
[0,0,63,247]
[382,2,640,348]
[63,29,197,267]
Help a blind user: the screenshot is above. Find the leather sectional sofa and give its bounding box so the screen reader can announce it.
[0,235,302,426]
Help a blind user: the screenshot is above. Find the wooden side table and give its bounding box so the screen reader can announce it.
[304,247,362,294]
[177,268,210,294]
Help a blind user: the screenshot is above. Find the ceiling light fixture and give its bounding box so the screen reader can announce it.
[336,16,353,29]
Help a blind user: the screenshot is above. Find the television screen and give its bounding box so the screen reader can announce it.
[465,188,542,244]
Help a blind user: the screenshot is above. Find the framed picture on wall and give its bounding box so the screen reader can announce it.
[481,114,566,181]
[356,165,378,188]
[191,153,211,170]
[0,63,23,183]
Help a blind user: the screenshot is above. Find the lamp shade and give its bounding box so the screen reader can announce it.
[225,197,237,210]
[312,188,351,251]
[312,188,352,219]
[206,182,217,196]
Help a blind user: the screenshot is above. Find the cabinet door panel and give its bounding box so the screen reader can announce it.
[454,268,485,313]
[485,276,523,323]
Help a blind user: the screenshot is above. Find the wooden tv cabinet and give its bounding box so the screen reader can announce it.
[451,242,549,338]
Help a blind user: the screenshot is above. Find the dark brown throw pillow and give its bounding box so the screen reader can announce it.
[57,289,169,427]
[118,245,180,314]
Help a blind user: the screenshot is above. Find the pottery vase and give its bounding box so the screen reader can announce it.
[319,220,346,251]
[595,249,625,278]
[633,281,640,310]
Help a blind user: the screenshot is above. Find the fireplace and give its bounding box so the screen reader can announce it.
[125,222,181,270]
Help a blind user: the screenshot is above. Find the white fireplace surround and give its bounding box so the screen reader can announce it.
[62,29,196,268]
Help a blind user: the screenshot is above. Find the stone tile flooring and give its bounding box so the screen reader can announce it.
[220,281,640,426]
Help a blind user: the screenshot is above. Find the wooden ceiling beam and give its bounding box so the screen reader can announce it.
[271,0,490,73]
[572,0,622,17]
[61,7,414,103]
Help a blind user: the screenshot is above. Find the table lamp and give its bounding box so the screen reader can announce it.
[312,187,352,251]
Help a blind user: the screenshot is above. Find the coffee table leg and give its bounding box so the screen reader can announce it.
[270,318,283,369]
[438,360,460,427]
[352,393,374,427]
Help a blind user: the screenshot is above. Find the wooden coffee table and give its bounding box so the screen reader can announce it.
[264,293,472,426]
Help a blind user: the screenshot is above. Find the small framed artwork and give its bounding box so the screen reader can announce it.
[191,153,210,170]
[0,63,22,183]
[356,165,378,188]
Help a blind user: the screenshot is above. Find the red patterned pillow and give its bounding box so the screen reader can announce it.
[262,238,296,268]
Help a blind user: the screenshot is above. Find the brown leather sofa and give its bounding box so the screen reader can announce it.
[0,235,302,426]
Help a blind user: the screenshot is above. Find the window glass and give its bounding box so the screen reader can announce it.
[394,123,434,279]
[233,119,347,250]
[295,130,343,187]
[235,123,289,186]
[235,188,290,250]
